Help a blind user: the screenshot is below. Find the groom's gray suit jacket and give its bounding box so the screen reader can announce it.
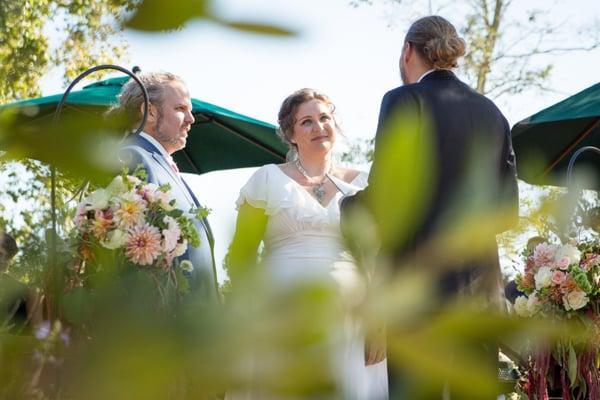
[120,133,218,303]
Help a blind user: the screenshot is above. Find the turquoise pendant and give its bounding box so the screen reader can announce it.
[313,184,326,202]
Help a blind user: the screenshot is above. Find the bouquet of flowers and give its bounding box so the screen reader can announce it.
[514,239,600,399]
[70,168,207,308]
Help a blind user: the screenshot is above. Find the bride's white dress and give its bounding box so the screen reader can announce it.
[233,164,388,400]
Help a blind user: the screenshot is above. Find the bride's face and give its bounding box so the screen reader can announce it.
[291,99,337,158]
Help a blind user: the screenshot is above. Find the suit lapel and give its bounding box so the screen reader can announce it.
[151,152,196,205]
[180,178,215,246]
[130,134,214,247]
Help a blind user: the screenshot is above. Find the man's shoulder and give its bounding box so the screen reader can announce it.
[381,84,425,109]
[118,136,157,172]
[384,83,421,99]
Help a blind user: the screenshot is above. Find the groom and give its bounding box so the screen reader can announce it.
[341,16,519,398]
[116,71,218,303]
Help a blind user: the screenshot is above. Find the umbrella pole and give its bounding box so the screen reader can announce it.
[543,117,600,176]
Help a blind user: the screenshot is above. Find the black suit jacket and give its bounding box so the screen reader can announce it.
[342,70,518,296]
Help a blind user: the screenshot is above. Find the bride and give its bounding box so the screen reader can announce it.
[228,88,388,399]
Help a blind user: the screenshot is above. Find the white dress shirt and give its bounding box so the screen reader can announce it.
[140,132,178,171]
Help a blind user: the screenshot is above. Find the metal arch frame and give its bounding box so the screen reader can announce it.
[49,64,149,259]
[566,146,600,187]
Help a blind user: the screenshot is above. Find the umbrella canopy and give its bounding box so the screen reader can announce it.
[4,76,286,174]
[511,83,600,187]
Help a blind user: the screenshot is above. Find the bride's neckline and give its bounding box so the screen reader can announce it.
[271,164,361,209]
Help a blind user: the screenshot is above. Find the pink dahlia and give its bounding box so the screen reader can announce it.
[533,243,556,268]
[92,209,114,237]
[125,224,162,266]
[114,192,146,229]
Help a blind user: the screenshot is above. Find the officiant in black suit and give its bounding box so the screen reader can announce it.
[341,15,519,399]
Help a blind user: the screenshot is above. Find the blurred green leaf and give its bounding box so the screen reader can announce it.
[215,19,295,36]
[0,109,125,183]
[366,110,434,252]
[125,0,296,36]
[63,287,94,325]
[125,0,208,31]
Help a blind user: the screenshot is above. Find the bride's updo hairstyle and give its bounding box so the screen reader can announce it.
[405,16,466,69]
[277,88,339,161]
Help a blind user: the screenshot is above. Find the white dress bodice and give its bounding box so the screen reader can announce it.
[236,164,368,287]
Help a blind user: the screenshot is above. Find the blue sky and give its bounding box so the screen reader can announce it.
[40,0,600,281]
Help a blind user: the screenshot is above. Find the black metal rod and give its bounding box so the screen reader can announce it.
[52,64,149,135]
[566,146,600,186]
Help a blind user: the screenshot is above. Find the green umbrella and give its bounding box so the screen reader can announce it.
[511,83,600,187]
[4,76,287,174]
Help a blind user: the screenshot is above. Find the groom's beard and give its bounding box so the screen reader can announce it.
[154,109,179,150]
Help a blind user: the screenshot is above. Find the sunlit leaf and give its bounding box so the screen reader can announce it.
[366,110,434,252]
[216,20,296,36]
[568,342,577,388]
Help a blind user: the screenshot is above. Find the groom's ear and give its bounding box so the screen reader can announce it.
[142,103,158,125]
[402,42,412,63]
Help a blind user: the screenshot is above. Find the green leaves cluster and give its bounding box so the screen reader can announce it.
[0,0,136,104]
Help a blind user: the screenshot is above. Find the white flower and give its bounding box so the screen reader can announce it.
[101,229,126,249]
[514,296,529,317]
[141,184,174,211]
[156,191,174,211]
[534,266,553,290]
[84,188,110,210]
[527,294,542,316]
[180,260,194,273]
[171,241,187,258]
[162,216,181,252]
[563,290,589,311]
[106,175,127,196]
[554,244,581,267]
[113,191,146,229]
[127,175,141,185]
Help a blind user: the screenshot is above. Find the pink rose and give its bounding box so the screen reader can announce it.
[555,256,571,270]
[563,290,589,311]
[551,270,566,285]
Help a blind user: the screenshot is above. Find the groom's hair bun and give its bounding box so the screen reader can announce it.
[405,16,466,69]
[277,89,338,161]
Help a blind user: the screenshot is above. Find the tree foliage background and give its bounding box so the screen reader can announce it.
[0,0,135,103]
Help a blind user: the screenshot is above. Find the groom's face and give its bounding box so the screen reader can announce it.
[148,81,195,154]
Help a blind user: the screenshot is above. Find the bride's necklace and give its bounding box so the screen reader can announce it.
[295,159,333,203]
